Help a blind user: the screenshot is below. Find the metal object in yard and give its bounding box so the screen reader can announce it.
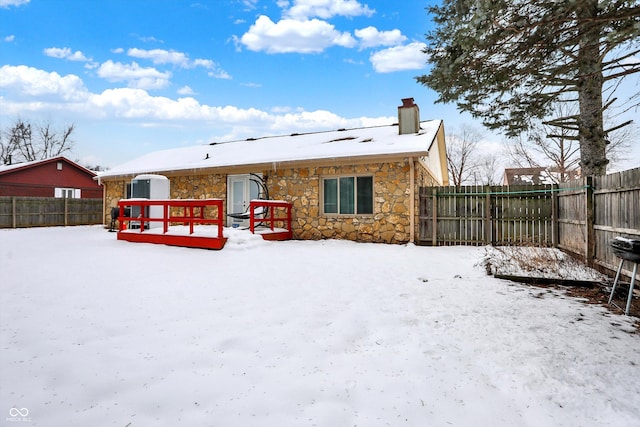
[109,206,130,232]
[608,237,640,316]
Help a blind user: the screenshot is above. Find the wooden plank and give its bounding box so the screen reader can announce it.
[118,231,227,250]
[594,225,640,236]
[494,273,603,287]
[432,187,437,245]
[415,177,638,254]
[585,176,595,266]
[0,197,102,228]
[485,187,491,244]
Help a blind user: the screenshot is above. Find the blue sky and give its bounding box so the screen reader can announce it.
[1,0,456,168]
[1,0,637,171]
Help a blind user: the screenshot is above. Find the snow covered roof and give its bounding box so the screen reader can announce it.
[503,167,581,185]
[98,120,444,179]
[0,156,96,176]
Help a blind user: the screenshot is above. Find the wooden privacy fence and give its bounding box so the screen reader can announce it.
[558,168,640,280]
[419,184,558,246]
[0,197,103,228]
[418,167,640,279]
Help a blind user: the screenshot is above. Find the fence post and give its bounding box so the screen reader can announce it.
[431,187,437,245]
[585,176,595,267]
[551,184,559,248]
[484,187,492,245]
[12,197,17,229]
[64,197,69,226]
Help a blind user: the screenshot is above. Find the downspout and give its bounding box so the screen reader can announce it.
[409,157,415,244]
[101,178,106,226]
[97,175,105,226]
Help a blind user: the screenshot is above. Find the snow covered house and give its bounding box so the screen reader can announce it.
[503,167,581,185]
[0,156,102,198]
[97,99,448,244]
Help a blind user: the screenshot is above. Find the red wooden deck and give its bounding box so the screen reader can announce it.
[116,198,293,249]
[249,199,293,241]
[117,199,227,250]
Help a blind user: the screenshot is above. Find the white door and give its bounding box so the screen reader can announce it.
[227,174,261,227]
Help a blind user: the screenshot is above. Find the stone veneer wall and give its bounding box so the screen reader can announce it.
[104,179,128,217]
[103,175,227,223]
[103,158,435,244]
[413,159,440,240]
[265,161,413,244]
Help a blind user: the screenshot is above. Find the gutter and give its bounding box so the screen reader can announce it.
[409,157,415,244]
[95,151,431,181]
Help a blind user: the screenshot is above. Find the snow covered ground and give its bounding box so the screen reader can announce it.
[1,226,639,427]
[481,245,609,281]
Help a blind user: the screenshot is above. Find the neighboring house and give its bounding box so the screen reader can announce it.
[0,156,102,198]
[503,167,581,185]
[97,98,449,244]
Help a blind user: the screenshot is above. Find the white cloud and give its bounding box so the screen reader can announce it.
[0,65,394,137]
[0,65,88,103]
[355,26,406,49]
[4,34,15,42]
[127,48,231,78]
[344,58,364,65]
[193,58,215,68]
[0,0,29,7]
[111,47,125,54]
[240,15,356,54]
[270,105,294,113]
[0,65,265,122]
[177,85,195,95]
[87,89,276,123]
[208,70,232,80]
[272,109,348,130]
[0,65,88,100]
[128,48,189,66]
[270,109,393,132]
[136,35,164,44]
[96,60,171,90]
[44,47,91,62]
[284,0,374,20]
[240,0,258,9]
[369,42,427,73]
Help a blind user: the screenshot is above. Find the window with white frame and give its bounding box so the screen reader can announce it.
[54,188,81,198]
[322,176,373,215]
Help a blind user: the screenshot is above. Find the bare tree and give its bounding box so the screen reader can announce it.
[506,127,581,183]
[605,120,633,169]
[474,153,503,186]
[446,125,484,187]
[1,119,75,164]
[506,103,632,181]
[79,161,109,172]
[39,122,75,161]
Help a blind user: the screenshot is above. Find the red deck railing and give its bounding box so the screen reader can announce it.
[249,199,293,240]
[117,198,226,249]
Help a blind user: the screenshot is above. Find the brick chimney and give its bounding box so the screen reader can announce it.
[398,98,420,134]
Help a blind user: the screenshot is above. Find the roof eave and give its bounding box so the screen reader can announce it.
[97,151,430,181]
[0,156,96,177]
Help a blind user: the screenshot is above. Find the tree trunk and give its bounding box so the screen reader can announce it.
[577,2,607,176]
